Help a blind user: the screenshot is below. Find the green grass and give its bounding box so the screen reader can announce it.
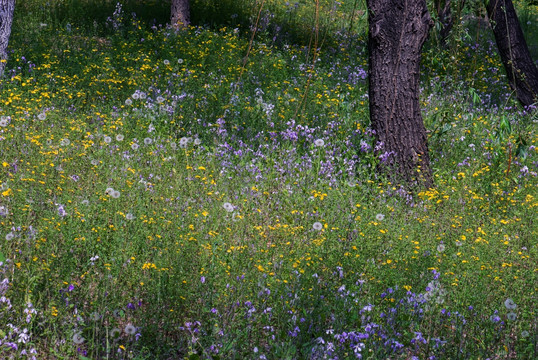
[0,1,537,359]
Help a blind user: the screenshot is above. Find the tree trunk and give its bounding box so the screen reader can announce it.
[367,0,434,188]
[0,0,15,78]
[487,0,538,107]
[171,0,190,28]
[435,0,453,47]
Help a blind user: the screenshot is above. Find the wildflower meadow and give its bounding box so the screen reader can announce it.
[0,0,537,359]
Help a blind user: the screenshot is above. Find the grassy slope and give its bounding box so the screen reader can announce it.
[0,1,537,359]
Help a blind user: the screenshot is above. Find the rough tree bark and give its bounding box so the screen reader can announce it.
[487,0,538,107]
[0,0,15,78]
[171,0,190,28]
[367,0,434,188]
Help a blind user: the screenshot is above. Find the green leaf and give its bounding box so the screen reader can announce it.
[0,251,5,263]
[189,355,200,360]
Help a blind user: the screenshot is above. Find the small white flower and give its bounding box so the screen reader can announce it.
[72,332,85,345]
[194,138,201,145]
[132,92,140,100]
[5,232,14,241]
[116,134,124,141]
[125,324,136,335]
[125,98,133,106]
[504,298,517,310]
[437,244,446,253]
[223,202,234,212]
[0,205,8,216]
[179,137,189,148]
[314,139,324,147]
[376,213,385,221]
[156,96,165,104]
[144,137,153,145]
[313,222,323,231]
[131,143,139,150]
[126,213,135,220]
[110,328,121,339]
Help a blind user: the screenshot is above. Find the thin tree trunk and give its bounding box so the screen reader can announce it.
[367,0,434,188]
[487,0,538,107]
[435,0,454,47]
[171,0,190,28]
[0,0,15,78]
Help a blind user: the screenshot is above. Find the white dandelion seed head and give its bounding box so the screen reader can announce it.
[313,222,323,231]
[223,202,234,213]
[104,136,112,144]
[156,96,165,104]
[170,142,177,150]
[139,91,147,99]
[314,139,325,147]
[116,134,124,141]
[125,98,133,106]
[91,159,100,166]
[507,312,517,321]
[5,232,14,241]
[0,117,9,127]
[131,143,139,150]
[131,92,140,100]
[110,327,121,339]
[37,113,47,121]
[0,205,8,216]
[163,59,170,65]
[125,324,136,335]
[72,332,85,345]
[126,213,135,220]
[81,199,90,206]
[455,241,463,247]
[144,137,153,145]
[504,298,517,310]
[179,137,189,148]
[521,330,530,338]
[177,58,184,64]
[376,213,385,221]
[194,138,201,145]
[105,187,114,195]
[111,190,120,199]
[437,244,446,253]
[60,138,70,146]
